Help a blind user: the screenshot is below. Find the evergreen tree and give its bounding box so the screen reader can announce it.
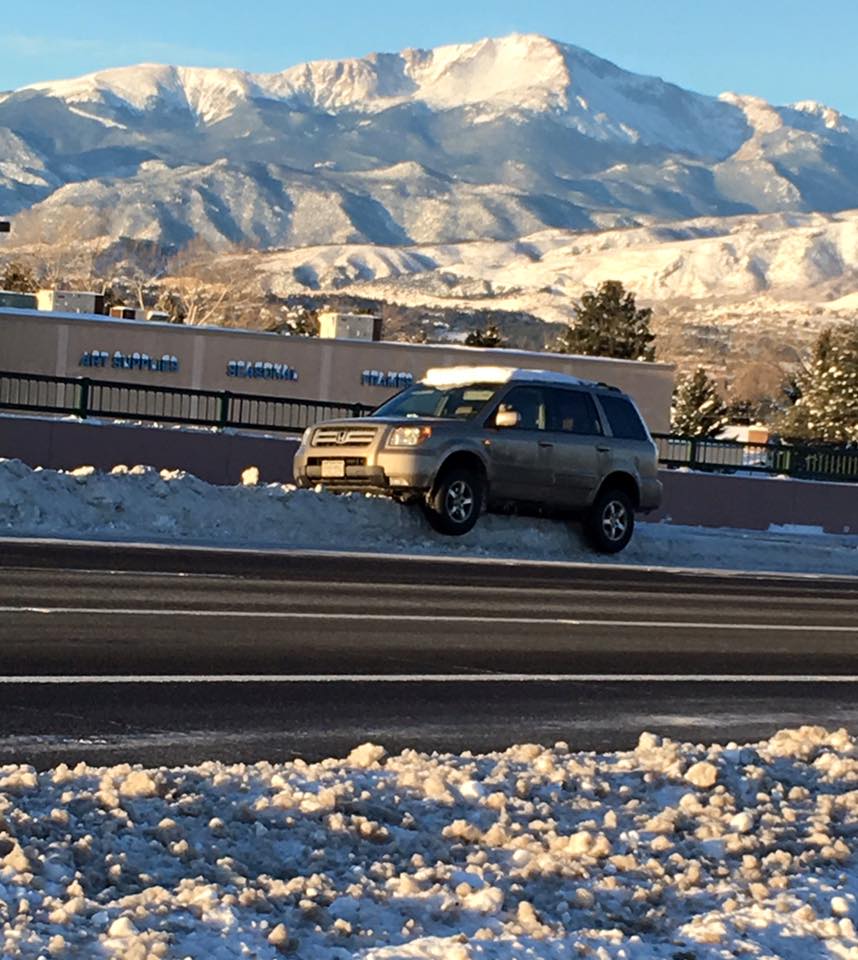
[672,367,729,437]
[557,280,655,361]
[779,324,858,443]
[465,324,506,348]
[1,262,39,293]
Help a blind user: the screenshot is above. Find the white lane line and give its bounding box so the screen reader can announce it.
[0,674,857,684]
[1,607,856,632]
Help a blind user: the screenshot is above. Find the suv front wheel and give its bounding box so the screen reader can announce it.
[585,487,635,554]
[424,465,483,536]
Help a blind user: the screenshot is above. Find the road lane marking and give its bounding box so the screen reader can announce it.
[0,674,858,684]
[1,607,856,632]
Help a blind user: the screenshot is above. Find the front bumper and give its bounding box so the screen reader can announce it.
[293,445,437,494]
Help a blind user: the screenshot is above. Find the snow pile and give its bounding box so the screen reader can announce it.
[0,727,857,957]
[2,459,858,574]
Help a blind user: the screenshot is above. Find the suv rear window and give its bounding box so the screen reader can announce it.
[599,395,649,441]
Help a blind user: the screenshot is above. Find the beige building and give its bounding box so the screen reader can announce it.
[0,308,675,431]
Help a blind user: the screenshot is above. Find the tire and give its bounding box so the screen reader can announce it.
[423,465,483,536]
[585,487,635,554]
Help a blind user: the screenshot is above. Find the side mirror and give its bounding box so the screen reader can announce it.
[495,409,520,429]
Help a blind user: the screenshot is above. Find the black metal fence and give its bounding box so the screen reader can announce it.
[1,371,857,483]
[0,371,373,434]
[652,433,858,484]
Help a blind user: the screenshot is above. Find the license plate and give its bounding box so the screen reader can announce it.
[321,460,346,479]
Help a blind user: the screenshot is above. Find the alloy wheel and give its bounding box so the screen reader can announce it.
[601,499,629,542]
[445,480,474,524]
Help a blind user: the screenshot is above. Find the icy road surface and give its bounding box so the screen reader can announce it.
[1,458,856,574]
[0,727,857,958]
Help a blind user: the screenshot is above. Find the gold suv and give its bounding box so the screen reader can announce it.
[293,366,662,553]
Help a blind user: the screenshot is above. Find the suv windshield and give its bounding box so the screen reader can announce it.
[372,383,500,420]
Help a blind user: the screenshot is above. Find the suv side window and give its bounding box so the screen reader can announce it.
[547,388,603,436]
[492,386,547,430]
[599,395,649,441]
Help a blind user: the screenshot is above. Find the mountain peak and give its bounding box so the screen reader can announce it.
[19,34,572,118]
[19,33,749,157]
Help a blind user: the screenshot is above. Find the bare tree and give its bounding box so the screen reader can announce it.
[161,240,262,327]
[14,207,111,289]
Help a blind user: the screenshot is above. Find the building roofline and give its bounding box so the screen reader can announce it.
[0,306,675,370]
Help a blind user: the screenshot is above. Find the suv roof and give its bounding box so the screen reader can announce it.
[422,365,620,393]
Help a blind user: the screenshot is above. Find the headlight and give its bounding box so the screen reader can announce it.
[388,426,432,447]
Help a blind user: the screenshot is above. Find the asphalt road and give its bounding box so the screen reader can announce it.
[1,537,857,766]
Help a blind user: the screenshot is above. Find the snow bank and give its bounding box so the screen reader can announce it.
[1,459,857,574]
[0,726,857,957]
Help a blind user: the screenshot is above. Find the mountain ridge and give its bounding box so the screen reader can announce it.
[19,34,755,157]
[1,32,857,353]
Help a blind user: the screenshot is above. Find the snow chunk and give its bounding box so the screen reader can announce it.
[107,916,138,938]
[0,837,30,873]
[241,465,260,486]
[268,922,289,946]
[462,885,503,913]
[729,811,754,834]
[685,760,719,789]
[346,743,386,768]
[117,769,159,798]
[832,896,852,917]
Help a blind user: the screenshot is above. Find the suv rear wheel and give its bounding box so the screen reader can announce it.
[585,487,635,554]
[424,465,483,536]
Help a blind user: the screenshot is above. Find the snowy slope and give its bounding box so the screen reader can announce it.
[226,209,858,327]
[1,459,856,576]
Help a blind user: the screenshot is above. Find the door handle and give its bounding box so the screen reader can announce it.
[538,441,554,448]
[596,445,610,453]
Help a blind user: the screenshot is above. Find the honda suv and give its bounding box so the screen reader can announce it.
[293,366,662,553]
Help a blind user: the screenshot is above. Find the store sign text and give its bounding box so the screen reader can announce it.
[227,360,298,381]
[361,369,413,389]
[80,350,180,373]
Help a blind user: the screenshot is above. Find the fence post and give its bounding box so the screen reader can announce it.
[218,390,231,429]
[77,378,90,419]
[689,437,700,471]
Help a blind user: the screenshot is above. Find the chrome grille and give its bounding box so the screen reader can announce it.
[313,426,378,447]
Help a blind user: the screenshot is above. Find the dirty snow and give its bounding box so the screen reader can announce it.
[1,459,857,575]
[0,726,857,957]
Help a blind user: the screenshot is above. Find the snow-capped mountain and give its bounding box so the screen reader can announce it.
[2,34,858,251]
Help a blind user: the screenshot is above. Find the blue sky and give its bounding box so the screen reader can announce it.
[3,0,857,116]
